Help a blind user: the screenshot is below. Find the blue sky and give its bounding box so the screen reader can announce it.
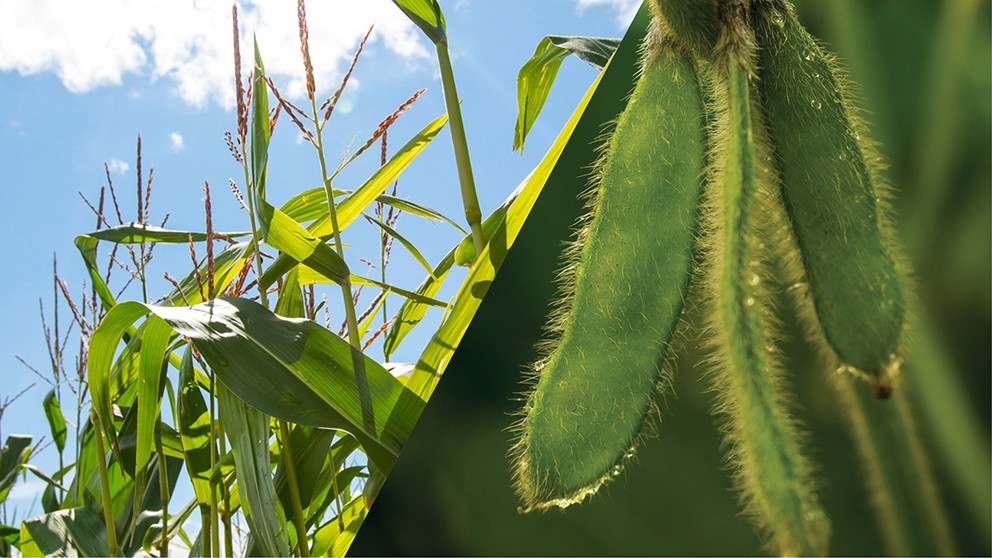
[0,0,638,518]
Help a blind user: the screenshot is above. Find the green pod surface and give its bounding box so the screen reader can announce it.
[706,53,830,556]
[753,2,906,381]
[512,35,707,511]
[649,0,721,55]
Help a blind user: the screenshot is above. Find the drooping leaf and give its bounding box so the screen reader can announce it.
[259,114,448,288]
[383,248,456,360]
[282,187,465,234]
[310,495,367,557]
[42,390,67,454]
[85,223,249,244]
[514,35,622,153]
[133,314,172,511]
[93,298,424,472]
[218,385,289,557]
[0,435,32,503]
[20,507,108,557]
[176,346,213,507]
[407,3,650,399]
[297,269,448,309]
[365,215,438,280]
[391,0,446,44]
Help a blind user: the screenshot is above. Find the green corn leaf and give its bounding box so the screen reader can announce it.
[90,298,424,472]
[297,268,448,309]
[275,266,305,319]
[259,114,448,288]
[42,390,67,453]
[513,35,621,153]
[383,248,456,360]
[377,194,467,234]
[176,346,212,507]
[158,242,253,307]
[85,223,249,244]
[407,3,651,399]
[20,507,108,557]
[0,435,32,503]
[218,385,290,557]
[133,314,172,512]
[365,215,438,281]
[74,234,118,311]
[274,425,334,520]
[310,495,368,557]
[453,187,518,266]
[391,0,445,44]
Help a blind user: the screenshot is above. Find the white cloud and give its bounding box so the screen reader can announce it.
[0,0,427,108]
[107,158,130,175]
[170,131,185,152]
[575,0,640,28]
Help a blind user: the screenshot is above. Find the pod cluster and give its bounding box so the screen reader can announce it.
[511,1,909,555]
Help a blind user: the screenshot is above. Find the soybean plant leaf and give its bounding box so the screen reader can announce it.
[383,248,456,360]
[514,35,622,153]
[365,215,438,280]
[391,0,445,44]
[42,390,67,453]
[218,385,289,557]
[260,114,448,288]
[150,297,425,471]
[0,435,32,502]
[21,507,108,557]
[85,223,249,244]
[407,3,650,398]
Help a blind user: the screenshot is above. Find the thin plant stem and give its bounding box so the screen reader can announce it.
[156,419,170,557]
[279,421,311,557]
[91,411,118,557]
[218,419,233,557]
[209,369,220,557]
[435,41,485,258]
[200,507,212,558]
[329,439,344,531]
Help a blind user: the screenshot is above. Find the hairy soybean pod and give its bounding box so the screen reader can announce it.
[648,0,721,55]
[511,32,707,511]
[706,50,830,555]
[753,1,906,384]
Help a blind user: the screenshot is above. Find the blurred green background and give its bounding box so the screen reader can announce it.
[351,0,990,555]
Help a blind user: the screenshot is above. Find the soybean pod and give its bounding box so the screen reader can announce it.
[753,0,907,391]
[511,27,708,512]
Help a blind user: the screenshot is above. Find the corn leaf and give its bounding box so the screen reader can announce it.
[218,384,290,557]
[514,35,621,153]
[85,223,249,244]
[176,346,213,507]
[42,390,67,453]
[390,0,445,44]
[259,114,448,289]
[310,495,368,557]
[21,507,108,557]
[0,435,32,503]
[383,248,456,360]
[365,215,438,280]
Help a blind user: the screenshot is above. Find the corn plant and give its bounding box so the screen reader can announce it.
[8,0,542,555]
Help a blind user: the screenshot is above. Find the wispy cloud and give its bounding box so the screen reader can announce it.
[170,132,185,152]
[0,0,428,108]
[575,0,640,28]
[106,158,130,175]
